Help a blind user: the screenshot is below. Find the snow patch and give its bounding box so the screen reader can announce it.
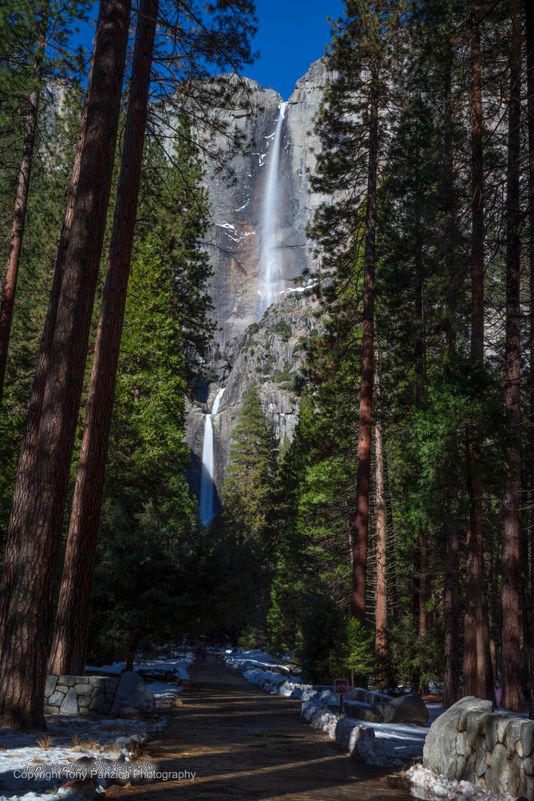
[0,716,150,800]
[406,765,514,801]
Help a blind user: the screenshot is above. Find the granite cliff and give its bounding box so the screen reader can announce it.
[186,60,328,514]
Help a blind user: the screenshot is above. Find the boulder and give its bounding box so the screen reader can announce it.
[383,694,429,726]
[423,696,493,779]
[343,700,385,722]
[111,671,155,717]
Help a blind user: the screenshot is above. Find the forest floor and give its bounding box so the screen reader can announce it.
[108,658,413,801]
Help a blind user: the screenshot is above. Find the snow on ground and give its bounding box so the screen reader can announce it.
[0,715,151,800]
[224,649,296,675]
[89,651,194,682]
[226,649,441,769]
[0,652,193,801]
[406,765,514,801]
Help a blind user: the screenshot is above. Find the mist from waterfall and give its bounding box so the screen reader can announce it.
[199,387,225,526]
[258,101,287,316]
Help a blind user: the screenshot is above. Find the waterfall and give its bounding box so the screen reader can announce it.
[259,101,287,316]
[199,387,225,526]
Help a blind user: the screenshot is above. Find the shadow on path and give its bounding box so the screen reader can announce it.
[110,658,413,801]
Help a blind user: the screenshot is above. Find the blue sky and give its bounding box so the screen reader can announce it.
[247,0,344,98]
[73,1,344,100]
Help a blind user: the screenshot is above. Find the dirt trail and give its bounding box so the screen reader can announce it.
[110,658,413,801]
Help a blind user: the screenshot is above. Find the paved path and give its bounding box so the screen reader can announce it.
[110,659,413,801]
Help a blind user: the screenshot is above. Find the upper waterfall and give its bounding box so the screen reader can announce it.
[199,387,225,526]
[258,101,287,317]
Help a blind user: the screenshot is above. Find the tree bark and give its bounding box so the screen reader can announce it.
[374,355,388,685]
[441,33,461,708]
[418,534,428,638]
[352,71,379,623]
[444,486,460,706]
[524,0,534,682]
[0,0,130,730]
[463,7,493,702]
[0,13,48,402]
[49,0,158,676]
[501,0,523,713]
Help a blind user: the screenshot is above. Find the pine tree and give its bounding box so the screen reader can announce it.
[49,0,159,677]
[311,0,403,623]
[0,0,89,400]
[501,0,523,712]
[224,386,277,544]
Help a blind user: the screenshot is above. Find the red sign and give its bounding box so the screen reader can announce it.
[335,679,349,694]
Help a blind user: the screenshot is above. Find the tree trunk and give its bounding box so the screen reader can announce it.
[463,7,493,702]
[444,487,460,706]
[501,0,523,713]
[418,534,428,639]
[441,34,461,708]
[524,0,534,675]
[374,355,388,685]
[352,72,379,623]
[49,0,158,676]
[0,0,130,730]
[0,16,47,402]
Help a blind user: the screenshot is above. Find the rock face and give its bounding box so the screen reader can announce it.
[186,289,321,497]
[187,61,328,502]
[198,62,327,347]
[423,696,534,799]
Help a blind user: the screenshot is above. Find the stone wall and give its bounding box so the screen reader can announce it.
[424,696,534,799]
[45,675,120,716]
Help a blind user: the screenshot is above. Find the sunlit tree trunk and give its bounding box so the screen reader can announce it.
[352,70,379,623]
[374,355,387,685]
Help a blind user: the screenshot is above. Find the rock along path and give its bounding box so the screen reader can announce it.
[109,658,413,801]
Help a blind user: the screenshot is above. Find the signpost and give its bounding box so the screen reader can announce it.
[335,679,349,715]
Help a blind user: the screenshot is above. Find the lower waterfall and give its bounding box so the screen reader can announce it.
[199,387,225,526]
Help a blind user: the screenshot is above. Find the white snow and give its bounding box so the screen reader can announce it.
[0,716,150,800]
[0,652,193,800]
[234,200,249,211]
[89,652,194,682]
[280,281,318,296]
[215,222,236,231]
[226,649,444,769]
[225,649,295,673]
[407,765,514,801]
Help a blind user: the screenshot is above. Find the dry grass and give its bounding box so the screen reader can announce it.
[36,735,54,750]
[79,738,101,750]
[70,735,81,748]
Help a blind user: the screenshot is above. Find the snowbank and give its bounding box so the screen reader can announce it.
[226,649,443,770]
[301,690,427,767]
[407,765,514,801]
[224,649,296,675]
[88,651,194,682]
[225,649,314,700]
